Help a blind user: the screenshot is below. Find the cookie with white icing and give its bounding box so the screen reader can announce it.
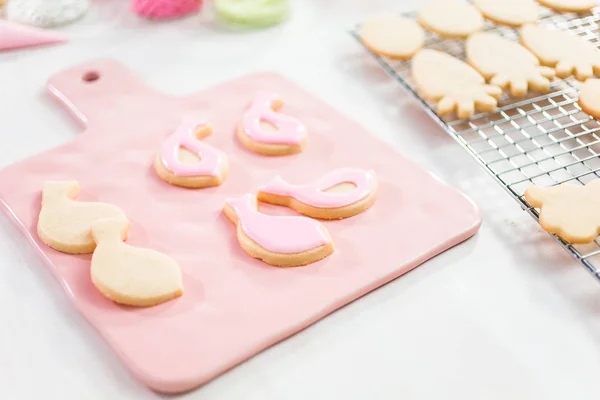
[521,24,600,81]
[466,32,555,97]
[418,0,484,38]
[359,15,425,59]
[474,0,539,26]
[412,49,502,119]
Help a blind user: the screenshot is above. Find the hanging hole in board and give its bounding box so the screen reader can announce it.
[82,71,100,83]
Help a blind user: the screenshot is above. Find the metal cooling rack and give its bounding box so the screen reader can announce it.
[352,7,600,281]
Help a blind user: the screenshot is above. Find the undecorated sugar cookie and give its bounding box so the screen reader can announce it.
[258,168,378,220]
[525,181,600,243]
[223,194,334,267]
[37,180,128,254]
[418,0,484,38]
[412,49,502,119]
[578,78,600,119]
[154,117,228,188]
[474,0,539,26]
[91,216,184,307]
[466,32,555,97]
[536,0,596,12]
[359,15,425,59]
[521,24,600,81]
[238,92,307,156]
[7,0,90,28]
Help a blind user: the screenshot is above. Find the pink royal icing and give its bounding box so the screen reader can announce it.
[259,168,377,208]
[160,117,225,177]
[226,194,330,254]
[241,92,306,145]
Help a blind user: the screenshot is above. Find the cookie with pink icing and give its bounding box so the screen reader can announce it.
[223,193,334,267]
[237,92,307,156]
[257,168,378,220]
[154,116,228,188]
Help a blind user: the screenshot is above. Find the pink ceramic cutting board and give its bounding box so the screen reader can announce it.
[0,59,481,394]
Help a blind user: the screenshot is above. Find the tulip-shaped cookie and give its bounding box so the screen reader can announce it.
[223,194,334,267]
[521,24,600,81]
[467,32,555,97]
[412,49,502,119]
[154,117,228,188]
[258,168,378,220]
[90,216,183,307]
[525,180,600,243]
[37,180,127,254]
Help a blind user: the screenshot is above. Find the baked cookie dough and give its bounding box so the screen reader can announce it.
[359,15,425,59]
[474,0,539,26]
[412,49,502,119]
[536,0,596,12]
[578,78,600,119]
[525,181,600,243]
[466,32,555,97]
[418,0,484,38]
[521,24,600,81]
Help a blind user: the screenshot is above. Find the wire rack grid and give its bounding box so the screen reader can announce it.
[351,7,600,281]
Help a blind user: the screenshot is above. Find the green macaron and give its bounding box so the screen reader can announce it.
[213,0,291,29]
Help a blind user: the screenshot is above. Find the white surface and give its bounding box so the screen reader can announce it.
[1,1,600,399]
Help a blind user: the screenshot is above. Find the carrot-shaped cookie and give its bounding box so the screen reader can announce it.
[521,24,600,81]
[466,32,555,97]
[412,49,502,119]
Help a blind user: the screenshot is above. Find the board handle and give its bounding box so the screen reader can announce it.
[46,59,154,128]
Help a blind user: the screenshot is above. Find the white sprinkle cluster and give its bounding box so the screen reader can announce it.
[6,0,91,28]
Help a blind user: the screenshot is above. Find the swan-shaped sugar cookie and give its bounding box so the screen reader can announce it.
[238,92,307,156]
[525,180,600,243]
[91,216,183,307]
[37,180,127,254]
[154,117,228,188]
[223,193,334,267]
[412,49,502,119]
[466,32,555,97]
[521,24,600,81]
[258,168,378,220]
